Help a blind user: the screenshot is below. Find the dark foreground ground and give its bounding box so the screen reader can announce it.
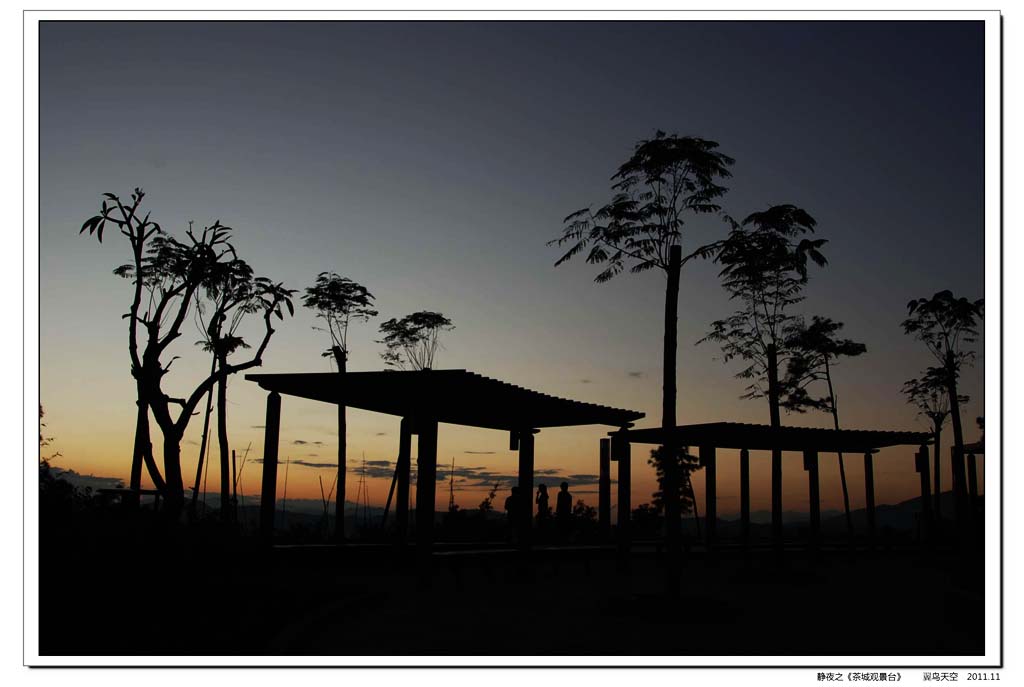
[39,520,984,657]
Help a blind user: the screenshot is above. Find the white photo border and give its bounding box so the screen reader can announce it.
[22,7,1003,669]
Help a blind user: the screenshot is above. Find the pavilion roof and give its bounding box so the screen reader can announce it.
[246,369,644,431]
[617,422,931,453]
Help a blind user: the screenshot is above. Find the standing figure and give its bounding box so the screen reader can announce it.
[504,486,522,541]
[556,481,572,520]
[536,484,551,521]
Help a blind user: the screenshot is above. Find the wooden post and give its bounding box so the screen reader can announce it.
[916,444,934,537]
[804,450,820,547]
[517,430,536,549]
[864,451,876,541]
[415,419,438,553]
[599,438,611,540]
[700,445,717,549]
[259,391,281,541]
[396,417,412,544]
[950,445,968,527]
[231,448,237,522]
[335,350,347,544]
[613,432,631,556]
[967,453,979,515]
[740,448,750,546]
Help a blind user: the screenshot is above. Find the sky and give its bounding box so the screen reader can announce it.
[38,20,986,517]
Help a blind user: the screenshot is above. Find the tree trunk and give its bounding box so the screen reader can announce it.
[945,351,968,525]
[162,432,186,518]
[130,400,145,494]
[767,344,782,546]
[662,247,682,564]
[189,357,217,517]
[825,360,853,537]
[217,352,231,521]
[333,346,347,543]
[131,383,166,499]
[933,421,942,518]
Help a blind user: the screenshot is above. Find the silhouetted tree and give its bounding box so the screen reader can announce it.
[194,257,293,519]
[39,404,52,453]
[477,483,501,520]
[378,311,454,370]
[902,366,965,515]
[80,189,171,499]
[81,190,294,514]
[631,503,661,538]
[901,291,982,522]
[302,272,378,370]
[646,446,697,516]
[572,499,596,522]
[549,131,734,560]
[302,273,377,539]
[699,204,827,541]
[781,316,866,536]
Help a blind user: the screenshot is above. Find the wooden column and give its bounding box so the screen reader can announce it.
[415,419,438,552]
[700,445,717,548]
[771,452,783,548]
[517,430,536,549]
[967,453,979,515]
[598,438,611,540]
[804,450,820,547]
[259,391,282,541]
[740,448,751,546]
[613,432,631,554]
[395,417,412,544]
[916,444,934,537]
[951,445,968,526]
[864,451,876,541]
[335,400,347,542]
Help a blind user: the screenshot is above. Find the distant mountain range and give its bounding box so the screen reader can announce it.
[52,465,976,539]
[697,490,975,541]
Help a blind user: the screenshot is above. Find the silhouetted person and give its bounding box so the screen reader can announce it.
[556,481,572,520]
[504,486,522,541]
[536,484,550,522]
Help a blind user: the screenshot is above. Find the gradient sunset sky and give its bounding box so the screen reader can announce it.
[39,20,986,515]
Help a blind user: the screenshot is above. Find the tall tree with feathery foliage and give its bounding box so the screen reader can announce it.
[549,131,735,581]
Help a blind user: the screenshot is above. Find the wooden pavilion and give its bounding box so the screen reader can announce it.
[246,369,644,550]
[614,422,932,548]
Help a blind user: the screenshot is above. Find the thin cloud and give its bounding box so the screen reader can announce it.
[290,459,336,469]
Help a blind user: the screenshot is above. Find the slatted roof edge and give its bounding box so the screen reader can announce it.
[617,421,931,452]
[246,369,644,430]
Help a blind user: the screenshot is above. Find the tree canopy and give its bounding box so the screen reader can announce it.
[781,316,866,413]
[302,272,378,361]
[700,204,827,401]
[902,290,984,370]
[378,311,454,370]
[549,131,735,281]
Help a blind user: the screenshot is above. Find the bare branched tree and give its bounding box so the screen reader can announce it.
[81,190,294,514]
